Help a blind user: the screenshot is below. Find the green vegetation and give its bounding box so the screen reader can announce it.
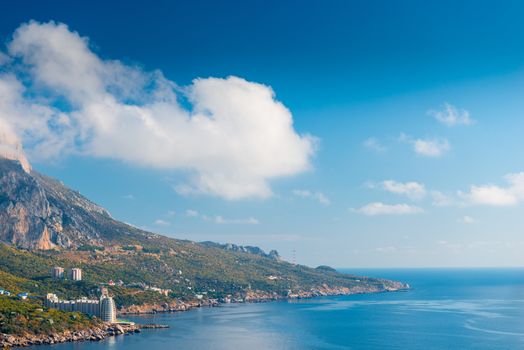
[0,241,400,310]
[0,271,35,295]
[112,289,171,308]
[0,296,99,336]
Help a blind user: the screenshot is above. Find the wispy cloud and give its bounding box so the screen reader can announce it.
[458,172,524,206]
[430,191,455,207]
[185,209,199,217]
[123,194,134,200]
[429,103,474,127]
[292,189,330,205]
[352,202,424,216]
[413,138,450,157]
[400,133,450,157]
[213,216,259,225]
[154,219,170,226]
[458,216,475,224]
[185,209,259,224]
[363,137,387,153]
[376,180,427,200]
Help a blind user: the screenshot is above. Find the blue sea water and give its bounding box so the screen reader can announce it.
[31,268,524,349]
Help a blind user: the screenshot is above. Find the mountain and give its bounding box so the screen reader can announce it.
[0,158,110,249]
[0,157,407,309]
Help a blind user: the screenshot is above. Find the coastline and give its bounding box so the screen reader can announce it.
[1,283,408,348]
[119,282,408,315]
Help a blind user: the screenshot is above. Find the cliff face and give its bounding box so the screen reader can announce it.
[0,159,56,249]
[0,158,112,250]
[0,158,284,258]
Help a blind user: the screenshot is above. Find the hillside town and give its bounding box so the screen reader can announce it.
[1,267,117,323]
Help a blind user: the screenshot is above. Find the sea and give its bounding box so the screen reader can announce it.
[29,268,524,349]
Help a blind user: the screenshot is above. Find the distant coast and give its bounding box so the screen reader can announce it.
[119,283,407,315]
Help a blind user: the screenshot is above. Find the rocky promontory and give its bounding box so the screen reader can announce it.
[0,323,173,348]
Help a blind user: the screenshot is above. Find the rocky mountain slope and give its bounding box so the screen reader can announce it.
[0,158,112,249]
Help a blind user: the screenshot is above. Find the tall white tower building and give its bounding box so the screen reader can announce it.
[100,296,116,323]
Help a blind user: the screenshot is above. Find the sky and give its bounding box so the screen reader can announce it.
[0,0,523,268]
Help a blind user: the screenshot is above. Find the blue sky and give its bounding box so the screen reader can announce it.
[1,0,523,267]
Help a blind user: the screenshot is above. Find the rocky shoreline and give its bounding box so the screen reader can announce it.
[0,323,169,348]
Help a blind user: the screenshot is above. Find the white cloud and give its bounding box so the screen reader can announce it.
[413,138,450,157]
[185,209,199,217]
[430,191,455,207]
[0,21,315,200]
[459,173,524,206]
[167,210,176,217]
[380,180,426,200]
[363,137,386,153]
[459,216,475,224]
[123,194,134,200]
[400,133,450,157]
[353,202,424,216]
[154,219,170,226]
[429,103,474,127]
[461,185,517,206]
[430,172,524,207]
[292,189,330,205]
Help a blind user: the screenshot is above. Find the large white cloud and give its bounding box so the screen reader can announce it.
[0,21,315,199]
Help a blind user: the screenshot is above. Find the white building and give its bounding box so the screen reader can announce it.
[71,268,82,281]
[52,267,64,279]
[45,294,117,323]
[100,296,116,323]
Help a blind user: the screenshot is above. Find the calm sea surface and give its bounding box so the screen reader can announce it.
[31,268,524,349]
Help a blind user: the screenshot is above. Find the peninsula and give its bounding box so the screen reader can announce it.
[0,158,407,347]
